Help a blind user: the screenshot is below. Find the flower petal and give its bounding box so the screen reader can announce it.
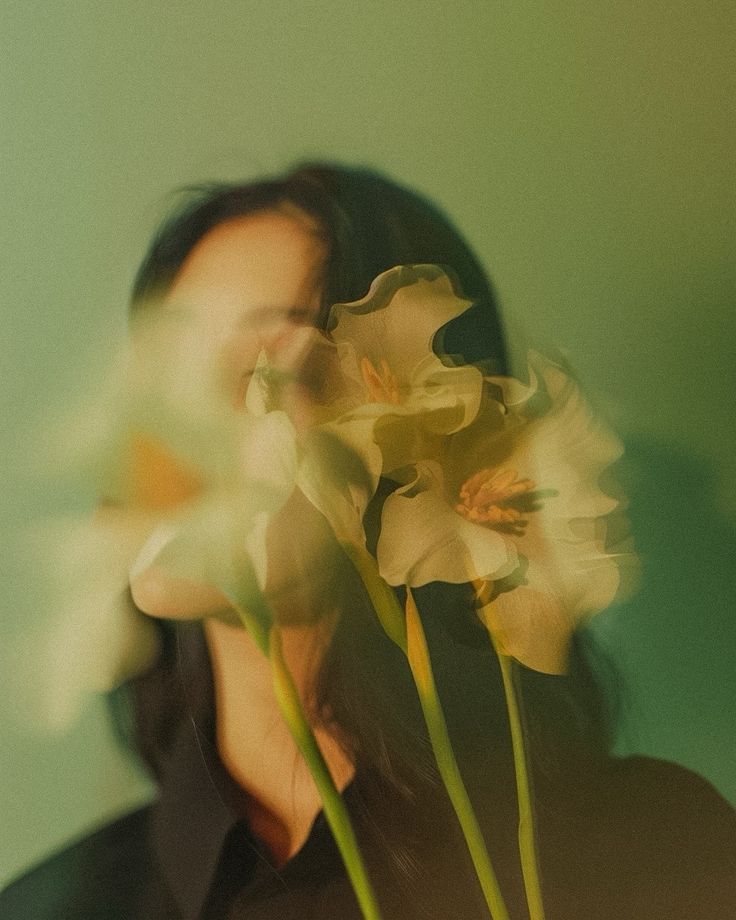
[4,514,161,730]
[479,587,571,675]
[481,351,634,621]
[377,464,518,587]
[298,420,381,547]
[145,489,277,592]
[240,410,300,498]
[329,265,475,383]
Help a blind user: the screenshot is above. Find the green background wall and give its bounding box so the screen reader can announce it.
[2,0,734,885]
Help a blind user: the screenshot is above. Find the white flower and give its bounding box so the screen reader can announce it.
[376,352,635,673]
[130,338,381,603]
[327,265,484,475]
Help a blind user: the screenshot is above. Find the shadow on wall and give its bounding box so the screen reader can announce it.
[591,433,736,804]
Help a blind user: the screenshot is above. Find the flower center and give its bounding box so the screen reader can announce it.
[360,356,401,405]
[128,432,203,509]
[455,467,536,529]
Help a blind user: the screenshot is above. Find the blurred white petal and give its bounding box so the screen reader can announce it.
[299,421,381,548]
[4,515,161,731]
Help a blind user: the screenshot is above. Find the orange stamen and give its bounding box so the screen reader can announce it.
[360,356,401,405]
[455,467,536,528]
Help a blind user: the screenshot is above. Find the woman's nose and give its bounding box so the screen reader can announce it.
[215,323,310,410]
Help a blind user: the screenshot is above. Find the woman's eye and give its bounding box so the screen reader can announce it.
[235,305,313,331]
[285,307,313,325]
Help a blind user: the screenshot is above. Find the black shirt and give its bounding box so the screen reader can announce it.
[3,615,736,920]
[3,705,736,920]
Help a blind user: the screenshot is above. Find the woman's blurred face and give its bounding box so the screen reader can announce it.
[162,208,342,621]
[165,208,327,407]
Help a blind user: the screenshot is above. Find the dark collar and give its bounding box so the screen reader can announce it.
[150,711,367,920]
[148,621,253,920]
[150,710,242,920]
[148,623,350,920]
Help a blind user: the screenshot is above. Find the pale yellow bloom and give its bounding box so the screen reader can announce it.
[128,334,380,595]
[328,265,484,475]
[377,352,635,672]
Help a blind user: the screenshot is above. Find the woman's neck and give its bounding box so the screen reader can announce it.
[203,615,355,866]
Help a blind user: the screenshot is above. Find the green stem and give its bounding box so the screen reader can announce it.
[405,590,511,920]
[340,542,407,651]
[224,581,384,920]
[269,624,384,920]
[488,624,546,920]
[220,560,272,654]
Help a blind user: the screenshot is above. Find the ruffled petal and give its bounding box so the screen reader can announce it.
[492,353,631,620]
[329,265,475,384]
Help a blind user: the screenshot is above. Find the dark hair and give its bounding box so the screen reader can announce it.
[131,163,508,375]
[122,161,615,885]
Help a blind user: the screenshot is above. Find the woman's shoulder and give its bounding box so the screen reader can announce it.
[592,754,736,856]
[0,806,162,920]
[547,754,736,918]
[596,753,736,829]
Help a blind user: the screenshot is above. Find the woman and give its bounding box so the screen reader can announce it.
[3,163,735,919]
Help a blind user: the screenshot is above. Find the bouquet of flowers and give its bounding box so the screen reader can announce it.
[34,265,635,920]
